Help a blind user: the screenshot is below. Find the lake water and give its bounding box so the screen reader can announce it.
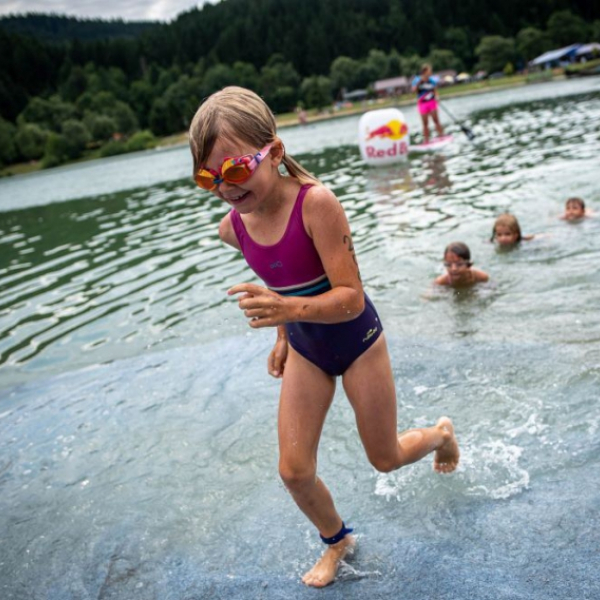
[1,77,599,599]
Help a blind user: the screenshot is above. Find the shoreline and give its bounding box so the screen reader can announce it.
[0,73,562,178]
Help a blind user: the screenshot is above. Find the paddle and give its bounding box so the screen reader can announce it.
[438,101,476,141]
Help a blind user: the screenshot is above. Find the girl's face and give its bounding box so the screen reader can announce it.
[443,251,471,284]
[203,137,277,213]
[565,202,585,221]
[494,224,519,246]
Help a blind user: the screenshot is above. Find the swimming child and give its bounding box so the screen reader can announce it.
[189,86,460,588]
[435,242,489,287]
[490,213,534,248]
[411,63,444,143]
[560,197,588,221]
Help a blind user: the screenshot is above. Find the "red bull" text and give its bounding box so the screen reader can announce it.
[365,141,409,158]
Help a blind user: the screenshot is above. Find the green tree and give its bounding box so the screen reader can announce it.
[84,113,118,141]
[329,56,361,95]
[516,27,551,63]
[126,130,155,152]
[111,101,138,135]
[427,49,464,72]
[15,123,49,160]
[443,27,472,66]
[17,96,78,132]
[149,74,200,136]
[547,10,589,47]
[231,61,259,91]
[364,50,390,81]
[149,98,176,136]
[60,65,88,102]
[300,76,332,110]
[75,91,138,134]
[129,79,154,128]
[260,54,301,111]
[61,119,90,159]
[387,49,403,78]
[400,54,426,78]
[42,133,70,168]
[0,118,18,166]
[201,64,237,96]
[475,36,517,74]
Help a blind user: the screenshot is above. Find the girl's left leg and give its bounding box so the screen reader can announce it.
[342,335,459,473]
[432,109,444,137]
[278,347,355,587]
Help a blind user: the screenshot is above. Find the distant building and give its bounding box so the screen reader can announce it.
[373,76,410,97]
[576,43,600,62]
[529,44,581,69]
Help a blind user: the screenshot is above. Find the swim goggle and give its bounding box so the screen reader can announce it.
[194,144,272,191]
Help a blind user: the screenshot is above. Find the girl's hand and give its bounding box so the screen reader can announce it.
[227,283,291,328]
[268,334,288,378]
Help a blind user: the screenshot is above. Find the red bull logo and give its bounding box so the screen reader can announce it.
[359,108,410,165]
[366,119,408,141]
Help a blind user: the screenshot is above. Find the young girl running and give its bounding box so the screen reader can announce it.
[189,86,460,588]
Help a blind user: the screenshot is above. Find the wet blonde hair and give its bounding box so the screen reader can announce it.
[491,213,522,242]
[189,86,319,185]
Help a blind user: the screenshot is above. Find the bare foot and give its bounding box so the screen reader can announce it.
[301,535,356,587]
[433,417,460,473]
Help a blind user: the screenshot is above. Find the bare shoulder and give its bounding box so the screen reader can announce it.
[434,274,450,286]
[303,184,341,211]
[473,269,489,282]
[218,212,241,250]
[302,185,347,231]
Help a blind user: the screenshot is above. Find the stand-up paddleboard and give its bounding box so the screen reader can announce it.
[409,134,454,153]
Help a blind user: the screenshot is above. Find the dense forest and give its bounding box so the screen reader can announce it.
[1,0,599,169]
[0,13,158,42]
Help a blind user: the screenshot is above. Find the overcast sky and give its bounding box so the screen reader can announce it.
[0,0,212,22]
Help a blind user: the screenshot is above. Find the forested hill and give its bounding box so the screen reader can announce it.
[1,0,599,170]
[0,14,158,42]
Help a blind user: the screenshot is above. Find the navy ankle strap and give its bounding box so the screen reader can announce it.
[320,522,354,545]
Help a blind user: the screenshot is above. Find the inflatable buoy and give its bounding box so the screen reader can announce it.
[358,108,410,166]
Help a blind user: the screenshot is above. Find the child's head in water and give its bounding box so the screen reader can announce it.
[491,213,523,247]
[563,197,586,221]
[435,242,489,287]
[189,86,317,203]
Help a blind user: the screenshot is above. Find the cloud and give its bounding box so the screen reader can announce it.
[0,0,208,22]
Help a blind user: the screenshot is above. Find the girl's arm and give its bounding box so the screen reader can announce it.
[434,274,450,286]
[268,325,288,378]
[218,213,241,250]
[228,186,365,328]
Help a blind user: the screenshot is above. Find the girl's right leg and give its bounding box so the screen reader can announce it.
[278,346,354,587]
[420,112,431,142]
[342,335,460,473]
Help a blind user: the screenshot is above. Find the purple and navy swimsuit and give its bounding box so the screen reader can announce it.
[229,184,382,376]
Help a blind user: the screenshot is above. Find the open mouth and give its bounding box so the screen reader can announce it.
[227,191,251,205]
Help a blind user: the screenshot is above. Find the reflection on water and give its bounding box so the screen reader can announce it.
[1,78,600,598]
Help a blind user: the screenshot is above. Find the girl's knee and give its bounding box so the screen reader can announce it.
[278,460,316,490]
[368,454,398,473]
